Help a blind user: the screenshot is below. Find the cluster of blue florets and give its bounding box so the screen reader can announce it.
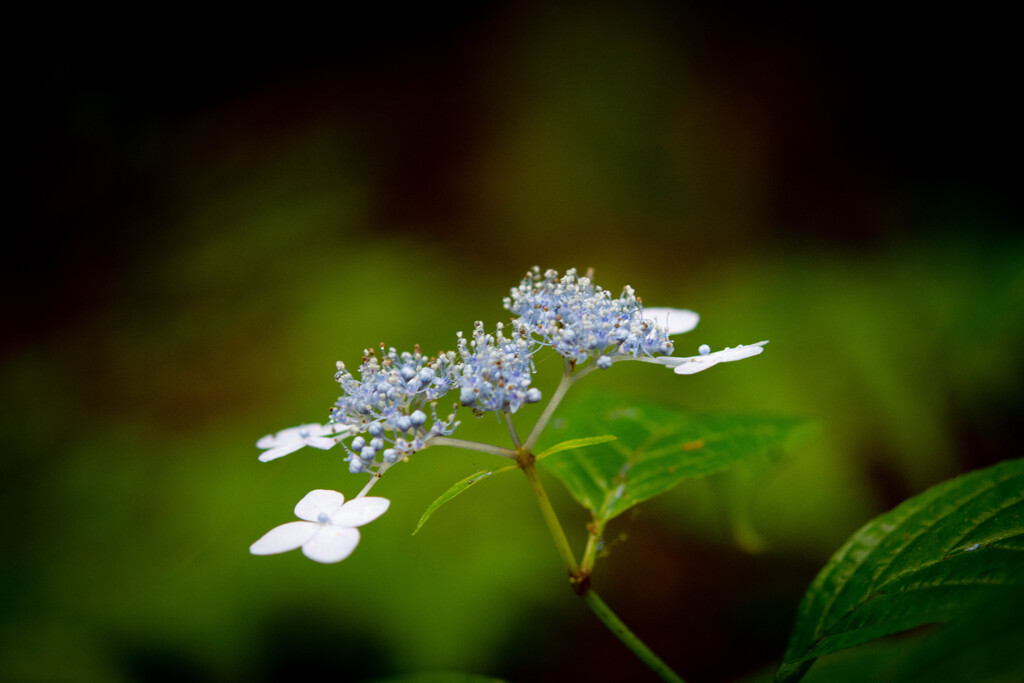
[456,321,542,415]
[504,267,674,365]
[314,267,684,476]
[329,345,460,472]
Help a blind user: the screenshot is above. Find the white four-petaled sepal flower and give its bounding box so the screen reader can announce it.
[657,341,768,375]
[256,423,350,462]
[642,307,700,335]
[249,489,390,563]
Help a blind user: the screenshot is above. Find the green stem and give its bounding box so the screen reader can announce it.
[518,450,582,583]
[521,460,687,681]
[357,461,393,497]
[524,360,596,452]
[515,352,684,680]
[427,436,516,459]
[580,519,606,575]
[503,411,522,448]
[582,591,687,683]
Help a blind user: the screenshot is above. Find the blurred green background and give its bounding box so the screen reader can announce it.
[5,4,1022,682]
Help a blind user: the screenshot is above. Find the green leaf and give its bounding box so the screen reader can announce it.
[413,435,616,535]
[534,434,618,461]
[775,457,1024,683]
[540,394,803,523]
[412,467,513,535]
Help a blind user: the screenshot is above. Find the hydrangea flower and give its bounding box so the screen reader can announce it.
[655,341,769,375]
[249,489,390,563]
[256,423,350,462]
[504,267,695,367]
[329,345,460,472]
[457,321,541,414]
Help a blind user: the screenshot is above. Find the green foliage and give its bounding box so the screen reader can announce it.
[775,458,1024,683]
[412,436,617,535]
[535,435,618,461]
[540,394,803,524]
[413,469,510,535]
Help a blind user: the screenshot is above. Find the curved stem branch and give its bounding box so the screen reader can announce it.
[519,412,687,681]
[518,450,582,584]
[503,411,522,448]
[357,461,393,498]
[427,436,517,459]
[582,590,687,683]
[524,360,597,452]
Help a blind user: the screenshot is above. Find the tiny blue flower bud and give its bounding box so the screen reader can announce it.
[368,422,383,436]
[397,416,412,432]
[597,355,612,370]
[410,410,427,426]
[349,458,366,474]
[360,446,376,462]
[698,344,711,356]
[418,368,435,383]
[370,437,384,451]
[383,448,399,463]
[460,387,477,406]
[526,387,542,403]
[351,436,366,451]
[317,512,331,524]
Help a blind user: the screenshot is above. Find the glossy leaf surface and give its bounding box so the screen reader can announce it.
[776,458,1024,682]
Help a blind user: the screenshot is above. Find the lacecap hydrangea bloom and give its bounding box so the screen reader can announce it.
[255,267,766,470]
[252,266,767,565]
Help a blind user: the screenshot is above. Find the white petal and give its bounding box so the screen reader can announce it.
[673,357,723,375]
[250,521,317,555]
[330,497,391,527]
[303,436,338,450]
[302,526,361,563]
[268,425,305,443]
[282,423,326,442]
[258,441,306,462]
[643,307,700,335]
[256,433,277,449]
[294,489,346,522]
[672,341,768,375]
[710,341,768,362]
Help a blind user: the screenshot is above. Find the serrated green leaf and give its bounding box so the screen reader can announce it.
[534,434,618,461]
[413,466,515,535]
[540,394,803,523]
[775,457,1024,683]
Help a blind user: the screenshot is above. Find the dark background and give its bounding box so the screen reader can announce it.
[4,4,1021,682]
